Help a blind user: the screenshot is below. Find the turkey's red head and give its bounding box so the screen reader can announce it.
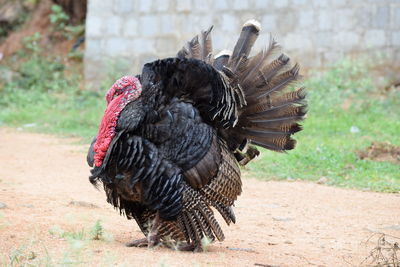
[93,76,142,167]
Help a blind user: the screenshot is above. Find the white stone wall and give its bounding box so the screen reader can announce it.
[84,0,400,86]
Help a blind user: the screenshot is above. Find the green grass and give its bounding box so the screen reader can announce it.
[48,220,111,242]
[0,83,104,143]
[1,221,112,266]
[0,33,108,143]
[0,48,399,192]
[248,59,400,192]
[0,55,105,143]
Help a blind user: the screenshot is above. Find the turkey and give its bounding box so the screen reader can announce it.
[87,19,307,251]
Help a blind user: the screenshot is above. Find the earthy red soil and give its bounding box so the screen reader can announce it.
[0,127,399,266]
[357,141,400,165]
[0,0,78,59]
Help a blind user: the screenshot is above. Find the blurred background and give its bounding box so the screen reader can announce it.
[83,0,400,86]
[0,0,399,192]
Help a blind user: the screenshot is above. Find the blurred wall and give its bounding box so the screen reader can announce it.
[84,0,400,87]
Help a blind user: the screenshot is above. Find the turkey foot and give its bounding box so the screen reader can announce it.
[126,238,148,247]
[126,234,160,248]
[125,236,161,248]
[126,213,161,248]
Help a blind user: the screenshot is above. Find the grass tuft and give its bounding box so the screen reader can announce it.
[89,219,103,240]
[48,220,112,242]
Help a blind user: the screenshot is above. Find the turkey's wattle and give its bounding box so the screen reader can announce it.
[93,76,142,167]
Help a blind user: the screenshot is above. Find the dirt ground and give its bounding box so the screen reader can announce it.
[0,127,399,267]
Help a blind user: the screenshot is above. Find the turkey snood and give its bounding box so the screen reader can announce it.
[93,76,142,167]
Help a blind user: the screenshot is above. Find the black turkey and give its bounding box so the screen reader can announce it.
[87,19,307,251]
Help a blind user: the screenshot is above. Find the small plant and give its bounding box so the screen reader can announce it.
[68,50,84,61]
[49,221,112,242]
[65,228,86,240]
[49,4,69,32]
[49,4,84,40]
[49,225,86,240]
[90,220,104,240]
[200,236,212,252]
[65,24,85,39]
[49,225,65,237]
[8,246,28,265]
[6,240,46,266]
[22,32,42,54]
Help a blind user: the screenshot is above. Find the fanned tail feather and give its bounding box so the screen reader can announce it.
[228,19,260,73]
[221,20,307,153]
[177,19,306,154]
[240,36,281,88]
[201,26,213,63]
[177,26,214,62]
[214,50,231,71]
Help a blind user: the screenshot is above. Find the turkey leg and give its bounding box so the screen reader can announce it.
[147,212,161,246]
[126,212,161,248]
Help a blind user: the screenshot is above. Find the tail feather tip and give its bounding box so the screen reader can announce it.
[243,19,261,31]
[214,49,232,59]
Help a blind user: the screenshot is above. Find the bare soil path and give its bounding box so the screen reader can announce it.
[0,127,399,267]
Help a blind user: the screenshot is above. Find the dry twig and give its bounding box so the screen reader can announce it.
[360,233,400,267]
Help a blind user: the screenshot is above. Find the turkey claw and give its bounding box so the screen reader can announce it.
[126,234,160,248]
[126,238,148,247]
